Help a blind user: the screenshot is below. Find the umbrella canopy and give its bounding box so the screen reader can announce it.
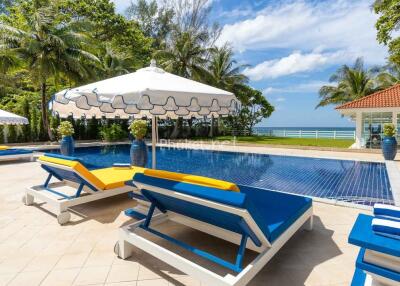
[0,109,29,125]
[52,61,238,119]
[51,61,239,169]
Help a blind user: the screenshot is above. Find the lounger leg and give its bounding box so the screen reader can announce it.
[22,193,34,206]
[304,215,313,231]
[57,212,71,225]
[117,240,133,259]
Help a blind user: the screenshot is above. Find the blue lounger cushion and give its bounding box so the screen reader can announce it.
[349,214,400,257]
[0,149,32,156]
[372,218,400,239]
[133,173,312,244]
[374,203,400,222]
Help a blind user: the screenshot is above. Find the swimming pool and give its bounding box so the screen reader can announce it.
[46,145,393,206]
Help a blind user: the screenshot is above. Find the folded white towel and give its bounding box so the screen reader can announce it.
[372,218,400,239]
[374,203,400,222]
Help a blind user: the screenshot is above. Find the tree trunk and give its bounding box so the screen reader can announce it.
[40,82,53,141]
[208,115,214,138]
[171,117,182,139]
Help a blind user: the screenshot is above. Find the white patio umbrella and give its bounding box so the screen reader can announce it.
[0,109,29,143]
[0,109,29,125]
[51,60,239,168]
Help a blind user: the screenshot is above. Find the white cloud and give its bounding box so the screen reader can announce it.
[263,81,329,94]
[275,97,286,102]
[218,0,387,65]
[245,51,345,80]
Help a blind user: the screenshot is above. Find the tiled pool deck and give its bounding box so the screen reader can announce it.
[0,159,371,286]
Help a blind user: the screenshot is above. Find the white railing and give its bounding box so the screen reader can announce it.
[253,129,355,140]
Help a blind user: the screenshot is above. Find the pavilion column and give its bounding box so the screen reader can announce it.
[392,111,397,127]
[355,112,363,148]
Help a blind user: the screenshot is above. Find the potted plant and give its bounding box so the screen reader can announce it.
[58,121,75,156]
[129,120,148,167]
[382,123,397,160]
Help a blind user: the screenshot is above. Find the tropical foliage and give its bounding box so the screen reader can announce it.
[129,120,148,140]
[317,58,377,108]
[0,0,272,143]
[374,0,400,65]
[57,121,75,137]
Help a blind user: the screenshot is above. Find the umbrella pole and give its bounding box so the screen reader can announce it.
[152,116,157,169]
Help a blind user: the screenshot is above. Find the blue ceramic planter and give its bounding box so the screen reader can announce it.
[60,135,74,156]
[130,139,148,167]
[382,136,397,160]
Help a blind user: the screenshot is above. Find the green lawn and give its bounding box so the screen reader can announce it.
[212,135,354,148]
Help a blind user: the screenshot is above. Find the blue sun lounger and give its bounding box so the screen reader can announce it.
[349,214,400,286]
[116,173,313,286]
[0,147,33,162]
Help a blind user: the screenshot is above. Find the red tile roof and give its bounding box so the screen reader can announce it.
[336,84,400,110]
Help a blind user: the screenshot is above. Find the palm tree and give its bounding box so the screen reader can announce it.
[155,30,208,79]
[0,0,99,139]
[99,44,133,78]
[202,44,248,91]
[317,58,377,108]
[155,30,208,138]
[375,64,400,89]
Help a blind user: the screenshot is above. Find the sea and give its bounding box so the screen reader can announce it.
[254,127,355,132]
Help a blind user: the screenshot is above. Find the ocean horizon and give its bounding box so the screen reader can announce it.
[254,127,355,131]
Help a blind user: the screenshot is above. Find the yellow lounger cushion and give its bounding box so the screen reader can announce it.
[144,169,240,192]
[39,156,107,190]
[39,155,146,190]
[91,166,146,190]
[0,146,9,150]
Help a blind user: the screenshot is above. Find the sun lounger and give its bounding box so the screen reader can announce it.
[0,146,33,162]
[116,173,313,286]
[349,214,400,286]
[24,153,146,224]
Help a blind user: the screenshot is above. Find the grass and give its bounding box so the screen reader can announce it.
[210,135,355,148]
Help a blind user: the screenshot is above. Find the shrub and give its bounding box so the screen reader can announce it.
[383,123,396,137]
[129,120,147,140]
[100,123,127,142]
[57,121,75,137]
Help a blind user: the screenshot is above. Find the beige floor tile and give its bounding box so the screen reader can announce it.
[168,276,201,286]
[137,279,168,286]
[106,263,140,283]
[73,266,110,285]
[7,270,49,286]
[23,254,62,272]
[85,250,115,267]
[54,252,90,269]
[40,268,80,286]
[105,282,136,286]
[0,273,15,286]
[0,256,33,274]
[137,265,163,280]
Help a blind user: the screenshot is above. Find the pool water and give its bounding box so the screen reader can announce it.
[46,145,393,206]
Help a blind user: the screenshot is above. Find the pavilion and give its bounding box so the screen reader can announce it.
[336,84,400,149]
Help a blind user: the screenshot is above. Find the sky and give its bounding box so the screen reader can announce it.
[112,0,389,127]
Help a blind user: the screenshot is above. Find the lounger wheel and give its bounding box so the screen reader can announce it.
[114,241,121,258]
[22,194,34,206]
[57,212,71,225]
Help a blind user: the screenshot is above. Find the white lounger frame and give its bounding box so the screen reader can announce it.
[24,160,136,224]
[362,250,400,286]
[117,181,313,286]
[0,152,34,162]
